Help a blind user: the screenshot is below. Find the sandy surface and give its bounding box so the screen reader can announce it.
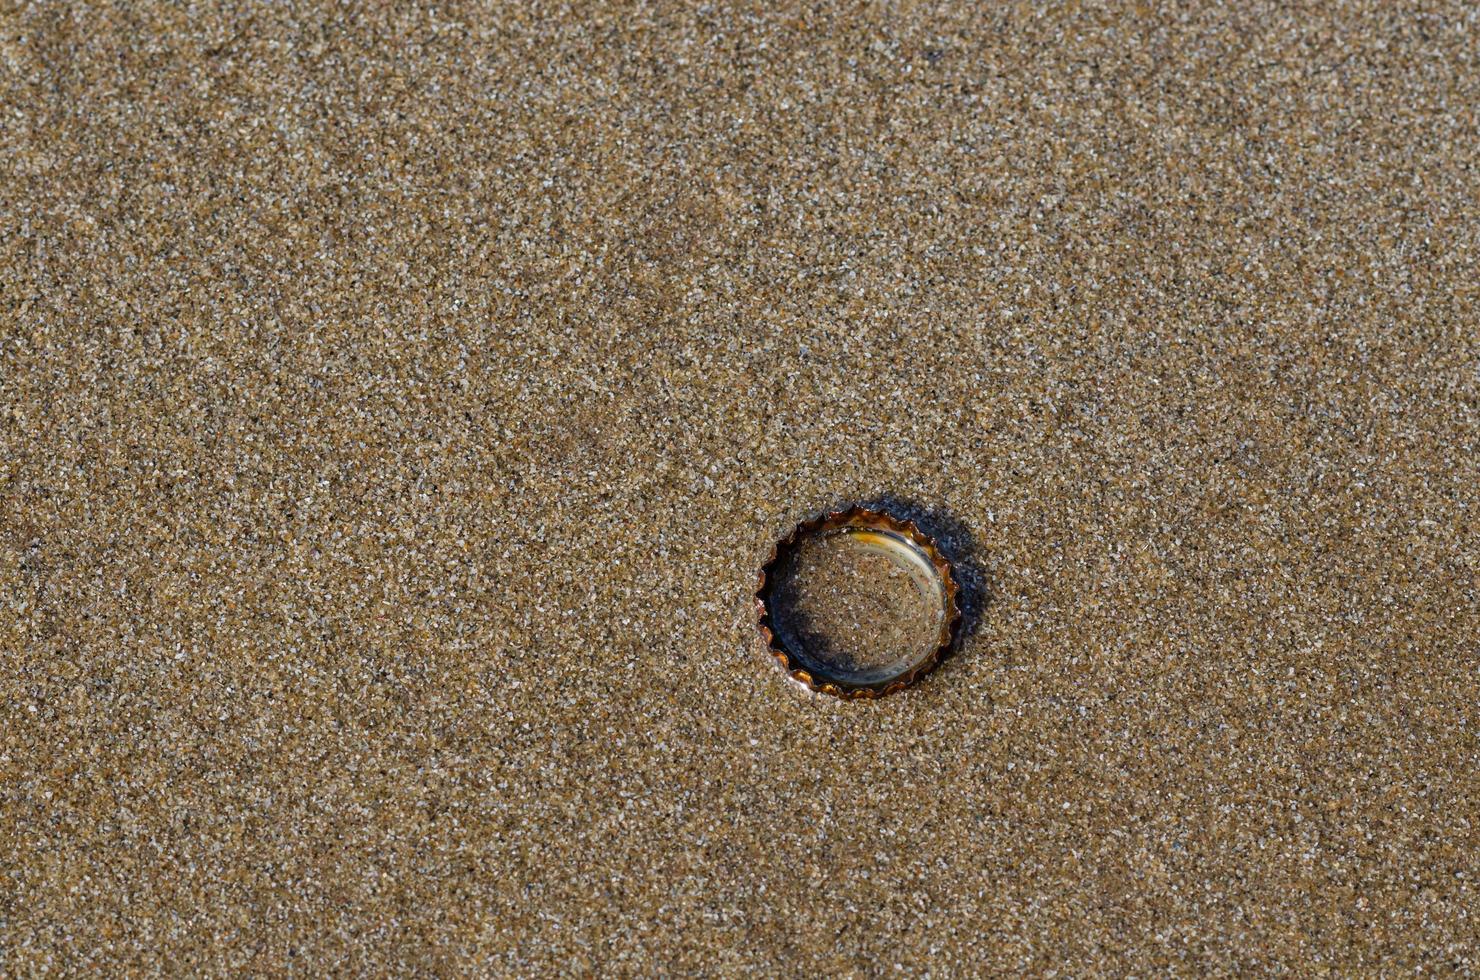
[3,1,1479,974]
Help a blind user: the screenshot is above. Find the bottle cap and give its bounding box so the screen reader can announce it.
[756,506,960,699]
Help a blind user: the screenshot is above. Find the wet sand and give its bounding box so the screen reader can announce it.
[3,1,1478,973]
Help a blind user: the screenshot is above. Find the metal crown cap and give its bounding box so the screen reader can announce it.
[755,505,961,700]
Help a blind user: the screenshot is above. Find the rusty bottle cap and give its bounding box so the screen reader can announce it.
[756,506,960,699]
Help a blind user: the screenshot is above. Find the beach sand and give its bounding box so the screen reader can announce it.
[3,1,1478,973]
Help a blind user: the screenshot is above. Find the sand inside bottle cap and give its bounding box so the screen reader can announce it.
[768,527,948,686]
